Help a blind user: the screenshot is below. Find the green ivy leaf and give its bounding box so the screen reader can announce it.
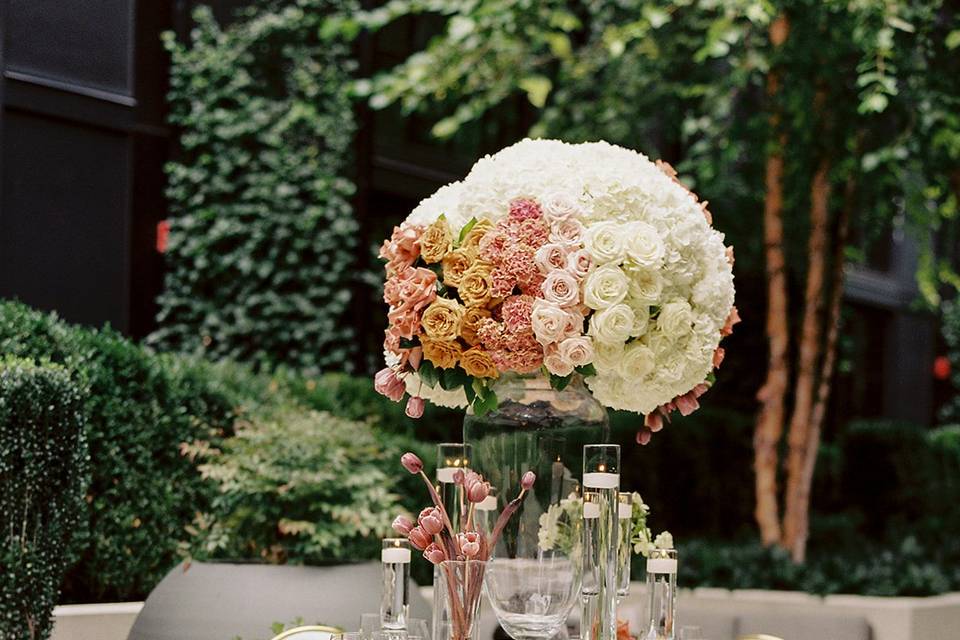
[575,363,597,378]
[549,373,573,391]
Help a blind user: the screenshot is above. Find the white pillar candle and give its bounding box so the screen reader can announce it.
[618,502,633,519]
[583,472,619,489]
[583,502,601,519]
[475,495,498,511]
[381,547,412,563]
[646,558,678,574]
[436,467,459,483]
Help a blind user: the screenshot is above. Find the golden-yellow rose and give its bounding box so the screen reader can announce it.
[458,262,493,307]
[421,297,464,341]
[461,306,491,345]
[461,347,499,379]
[461,219,494,251]
[442,247,475,288]
[420,218,453,263]
[421,337,462,369]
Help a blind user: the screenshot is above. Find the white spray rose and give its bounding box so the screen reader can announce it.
[583,264,629,310]
[542,194,585,223]
[584,221,627,264]
[626,222,665,268]
[626,266,664,304]
[589,303,635,344]
[657,300,694,339]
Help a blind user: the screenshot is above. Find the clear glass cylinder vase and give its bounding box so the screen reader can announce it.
[436,560,486,640]
[463,372,608,640]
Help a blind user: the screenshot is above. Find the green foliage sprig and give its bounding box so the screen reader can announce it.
[0,358,88,639]
[152,0,360,374]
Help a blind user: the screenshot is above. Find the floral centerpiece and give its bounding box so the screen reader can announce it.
[375,139,738,442]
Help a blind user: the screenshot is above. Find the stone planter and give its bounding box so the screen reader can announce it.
[51,602,142,640]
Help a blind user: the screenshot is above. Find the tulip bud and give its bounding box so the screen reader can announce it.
[423,542,446,564]
[392,515,414,536]
[458,532,481,558]
[401,452,423,474]
[636,427,652,445]
[418,506,444,536]
[408,526,431,550]
[453,469,465,486]
[521,471,536,491]
[467,480,490,503]
[405,396,425,419]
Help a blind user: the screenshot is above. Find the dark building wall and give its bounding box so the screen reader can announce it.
[0,0,170,336]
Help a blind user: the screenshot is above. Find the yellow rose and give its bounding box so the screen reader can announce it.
[461,219,494,251]
[461,306,491,345]
[461,347,500,379]
[420,218,453,263]
[421,337,462,369]
[421,297,464,341]
[442,247,475,288]
[459,262,493,307]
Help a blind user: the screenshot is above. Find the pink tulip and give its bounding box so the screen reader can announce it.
[458,532,481,558]
[405,396,425,419]
[423,542,446,564]
[392,515,414,536]
[636,427,653,445]
[408,526,431,550]
[645,412,664,433]
[418,507,444,536]
[675,392,699,417]
[401,452,423,474]
[374,367,406,402]
[408,346,423,370]
[453,469,465,486]
[520,471,536,491]
[467,479,490,503]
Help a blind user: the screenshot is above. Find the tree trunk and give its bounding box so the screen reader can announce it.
[782,154,832,561]
[754,13,790,547]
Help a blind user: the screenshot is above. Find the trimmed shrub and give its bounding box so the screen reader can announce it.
[151,1,360,374]
[0,301,236,602]
[0,358,88,638]
[186,408,410,564]
[942,299,960,422]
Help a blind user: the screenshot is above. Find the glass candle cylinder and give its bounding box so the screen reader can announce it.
[645,548,678,640]
[581,490,601,640]
[616,492,634,599]
[381,538,411,630]
[434,443,470,640]
[582,444,619,640]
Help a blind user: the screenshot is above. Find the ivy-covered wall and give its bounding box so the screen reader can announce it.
[151,1,360,374]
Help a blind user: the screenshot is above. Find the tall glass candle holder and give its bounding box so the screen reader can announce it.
[581,444,619,640]
[645,548,677,640]
[616,492,634,599]
[435,443,471,640]
[381,538,411,630]
[581,490,601,640]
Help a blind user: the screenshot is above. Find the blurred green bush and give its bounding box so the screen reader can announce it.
[942,299,960,423]
[0,301,237,602]
[0,358,88,638]
[151,0,360,374]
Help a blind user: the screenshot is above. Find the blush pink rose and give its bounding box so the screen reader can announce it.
[566,249,592,279]
[550,218,584,246]
[542,270,580,307]
[379,225,422,274]
[535,243,571,274]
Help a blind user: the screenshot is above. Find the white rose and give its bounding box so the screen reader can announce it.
[584,221,626,264]
[542,194,585,223]
[626,266,664,304]
[544,345,575,377]
[625,222,665,268]
[566,249,592,279]
[583,264,629,310]
[550,218,584,246]
[542,270,581,307]
[619,343,656,380]
[659,353,686,383]
[531,300,570,345]
[559,336,594,367]
[535,243,571,274]
[628,301,651,337]
[588,303,635,344]
[658,300,694,339]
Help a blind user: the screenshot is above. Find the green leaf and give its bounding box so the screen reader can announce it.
[518,75,552,108]
[457,218,479,245]
[418,361,439,388]
[575,363,597,378]
[473,387,499,416]
[549,373,572,391]
[947,30,960,50]
[399,336,420,349]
